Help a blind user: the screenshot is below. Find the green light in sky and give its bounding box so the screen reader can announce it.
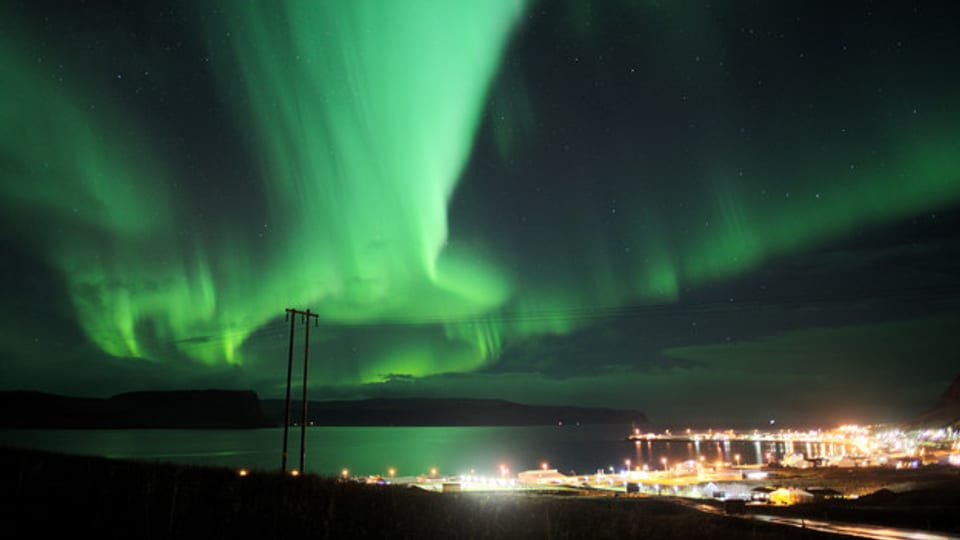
[2,1,527,373]
[201,0,524,353]
[2,1,960,390]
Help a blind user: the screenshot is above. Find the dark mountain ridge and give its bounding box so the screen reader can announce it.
[0,389,268,428]
[904,375,960,429]
[0,390,648,428]
[260,397,648,426]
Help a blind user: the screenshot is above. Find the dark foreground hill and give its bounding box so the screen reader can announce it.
[0,446,846,540]
[0,389,268,428]
[260,397,648,426]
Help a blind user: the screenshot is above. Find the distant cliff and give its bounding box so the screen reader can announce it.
[904,375,960,429]
[260,397,648,426]
[0,391,647,428]
[0,390,268,428]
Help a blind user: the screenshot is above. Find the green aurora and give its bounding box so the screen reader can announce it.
[1,1,959,423]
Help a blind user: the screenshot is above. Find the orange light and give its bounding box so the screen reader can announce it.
[430,467,438,477]
[290,469,300,477]
[237,468,249,477]
[341,468,349,478]
[388,467,396,478]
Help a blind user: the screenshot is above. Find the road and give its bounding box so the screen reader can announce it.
[750,514,959,540]
[676,500,960,540]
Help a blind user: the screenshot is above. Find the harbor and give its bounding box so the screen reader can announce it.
[346,423,960,505]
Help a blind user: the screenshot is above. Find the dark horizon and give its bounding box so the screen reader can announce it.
[5,378,957,431]
[2,1,959,427]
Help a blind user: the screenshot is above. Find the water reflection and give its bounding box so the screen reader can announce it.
[0,425,856,477]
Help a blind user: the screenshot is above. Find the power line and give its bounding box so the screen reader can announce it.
[280,307,318,475]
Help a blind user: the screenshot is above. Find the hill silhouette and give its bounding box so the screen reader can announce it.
[0,391,648,428]
[260,397,648,426]
[0,390,268,428]
[904,375,960,429]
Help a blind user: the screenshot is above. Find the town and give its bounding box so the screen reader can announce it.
[346,424,960,506]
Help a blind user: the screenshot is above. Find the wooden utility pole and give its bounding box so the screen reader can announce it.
[281,310,296,473]
[300,308,314,474]
[281,308,318,474]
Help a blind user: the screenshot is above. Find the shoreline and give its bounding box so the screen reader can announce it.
[1,445,855,539]
[5,444,960,538]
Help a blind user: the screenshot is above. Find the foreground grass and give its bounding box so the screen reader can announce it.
[765,464,960,495]
[2,446,848,539]
[746,464,960,533]
[749,482,960,533]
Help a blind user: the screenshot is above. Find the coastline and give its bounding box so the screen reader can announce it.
[2,445,857,539]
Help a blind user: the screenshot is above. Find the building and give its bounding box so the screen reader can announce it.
[806,488,844,501]
[517,469,569,485]
[781,453,813,468]
[751,486,775,502]
[769,488,815,505]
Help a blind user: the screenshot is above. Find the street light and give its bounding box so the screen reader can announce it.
[541,461,549,470]
[625,459,631,472]
[661,457,668,471]
[734,454,741,467]
[388,467,396,478]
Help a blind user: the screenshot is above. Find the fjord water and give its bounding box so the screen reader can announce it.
[0,426,846,477]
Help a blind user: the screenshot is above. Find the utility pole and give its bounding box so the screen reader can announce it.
[281,308,318,474]
[281,310,296,473]
[300,308,314,474]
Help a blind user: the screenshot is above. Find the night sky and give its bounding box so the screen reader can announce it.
[2,0,959,426]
